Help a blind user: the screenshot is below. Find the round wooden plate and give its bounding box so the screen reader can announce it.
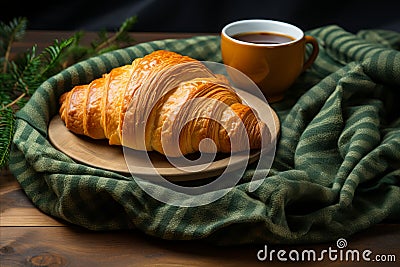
[48,91,280,181]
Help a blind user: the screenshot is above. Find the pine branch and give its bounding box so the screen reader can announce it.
[9,45,42,95]
[0,17,27,73]
[1,92,26,110]
[39,38,74,77]
[0,107,15,168]
[94,16,137,53]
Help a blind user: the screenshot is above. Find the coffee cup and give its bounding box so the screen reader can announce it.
[221,19,319,102]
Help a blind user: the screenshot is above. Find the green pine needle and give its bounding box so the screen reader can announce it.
[0,17,27,54]
[1,17,28,73]
[40,38,75,77]
[0,107,15,168]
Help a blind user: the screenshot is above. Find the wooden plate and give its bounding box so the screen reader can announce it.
[48,91,280,182]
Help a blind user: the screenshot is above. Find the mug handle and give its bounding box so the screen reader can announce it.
[302,35,319,71]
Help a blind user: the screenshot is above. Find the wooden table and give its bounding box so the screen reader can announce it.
[1,31,399,267]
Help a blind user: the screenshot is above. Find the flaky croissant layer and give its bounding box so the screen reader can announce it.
[59,50,268,156]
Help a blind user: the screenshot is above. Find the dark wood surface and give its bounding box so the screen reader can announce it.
[1,31,399,267]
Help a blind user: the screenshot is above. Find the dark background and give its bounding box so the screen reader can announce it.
[2,0,400,33]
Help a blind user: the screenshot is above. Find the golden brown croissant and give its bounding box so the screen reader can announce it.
[59,50,267,157]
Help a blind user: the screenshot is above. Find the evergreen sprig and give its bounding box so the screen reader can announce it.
[0,17,28,72]
[0,107,14,167]
[0,16,137,169]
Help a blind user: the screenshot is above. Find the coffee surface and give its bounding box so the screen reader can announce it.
[232,32,295,44]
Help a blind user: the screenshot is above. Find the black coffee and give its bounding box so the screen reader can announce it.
[232,31,295,44]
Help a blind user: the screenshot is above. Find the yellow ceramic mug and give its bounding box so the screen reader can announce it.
[221,19,319,102]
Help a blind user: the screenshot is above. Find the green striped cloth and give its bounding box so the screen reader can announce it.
[9,25,400,245]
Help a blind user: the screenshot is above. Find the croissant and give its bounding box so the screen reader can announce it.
[59,50,268,157]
